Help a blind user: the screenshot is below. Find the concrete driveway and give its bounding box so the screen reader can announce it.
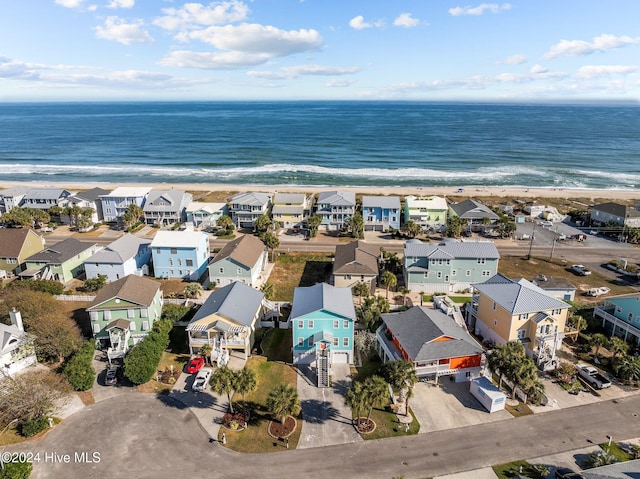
[410,379,512,433]
[296,363,363,449]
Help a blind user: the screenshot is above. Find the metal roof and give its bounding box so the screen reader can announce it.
[188,281,264,329]
[317,191,356,207]
[290,283,356,321]
[404,240,500,260]
[362,195,401,209]
[273,193,307,205]
[230,192,271,207]
[272,205,304,215]
[87,233,150,264]
[472,275,570,314]
[186,202,226,214]
[143,190,192,212]
[23,188,71,201]
[150,230,206,248]
[381,306,483,362]
[101,186,152,198]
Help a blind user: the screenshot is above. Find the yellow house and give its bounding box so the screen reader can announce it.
[271,193,311,229]
[466,274,570,370]
[0,228,45,278]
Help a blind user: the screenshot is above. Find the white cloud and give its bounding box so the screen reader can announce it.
[159,50,272,69]
[177,23,322,57]
[55,0,84,8]
[349,15,385,30]
[393,13,421,28]
[94,17,154,45]
[107,0,135,9]
[448,3,511,16]
[247,64,360,79]
[530,64,548,75]
[326,78,356,88]
[497,54,527,65]
[544,34,640,59]
[576,65,638,79]
[154,1,250,31]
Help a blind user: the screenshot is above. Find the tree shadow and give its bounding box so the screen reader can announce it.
[160,390,220,410]
[300,261,331,287]
[300,399,342,425]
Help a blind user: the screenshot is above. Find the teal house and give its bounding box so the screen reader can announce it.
[21,238,97,284]
[87,275,163,363]
[403,239,500,294]
[291,283,355,387]
[595,293,640,346]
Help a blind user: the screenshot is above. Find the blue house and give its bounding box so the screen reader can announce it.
[150,231,210,281]
[291,283,355,387]
[362,195,401,231]
[100,186,151,223]
[595,293,640,346]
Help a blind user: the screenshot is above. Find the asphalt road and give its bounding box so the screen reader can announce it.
[15,393,640,479]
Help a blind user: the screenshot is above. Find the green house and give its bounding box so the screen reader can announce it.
[21,238,97,284]
[87,275,163,362]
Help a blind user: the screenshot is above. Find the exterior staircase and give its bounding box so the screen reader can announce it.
[317,350,330,388]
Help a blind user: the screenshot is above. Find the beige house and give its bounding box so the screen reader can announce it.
[0,228,45,278]
[331,240,380,292]
[466,274,570,370]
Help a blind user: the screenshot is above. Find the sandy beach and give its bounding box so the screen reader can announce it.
[1,180,637,202]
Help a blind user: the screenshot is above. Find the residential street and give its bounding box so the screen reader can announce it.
[16,392,640,479]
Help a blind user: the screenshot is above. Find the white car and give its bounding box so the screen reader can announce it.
[571,264,592,276]
[540,220,553,227]
[192,367,212,392]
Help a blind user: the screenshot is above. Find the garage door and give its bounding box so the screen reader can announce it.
[332,352,350,364]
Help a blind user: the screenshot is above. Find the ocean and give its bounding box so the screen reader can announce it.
[0,101,638,190]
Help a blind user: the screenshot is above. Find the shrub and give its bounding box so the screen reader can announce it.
[161,303,191,323]
[0,460,33,479]
[83,275,107,292]
[63,341,96,391]
[8,279,64,295]
[20,417,49,437]
[123,321,173,385]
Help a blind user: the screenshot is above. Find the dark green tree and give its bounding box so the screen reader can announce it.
[63,341,96,391]
[83,274,107,292]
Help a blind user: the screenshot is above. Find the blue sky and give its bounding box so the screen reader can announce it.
[1,1,639,101]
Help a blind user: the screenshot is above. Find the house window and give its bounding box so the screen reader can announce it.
[92,323,101,334]
[130,322,136,331]
[482,270,491,277]
[170,248,177,254]
[451,270,456,276]
[298,337,304,346]
[333,320,339,329]
[6,258,16,264]
[466,270,471,276]
[141,308,148,318]
[89,311,98,321]
[343,320,349,329]
[178,258,182,266]
[492,302,496,311]
[104,310,111,320]
[219,267,224,274]
[186,259,193,267]
[437,271,442,279]
[308,320,314,329]
[552,309,561,315]
[333,337,339,346]
[142,321,150,331]
[519,313,527,320]
[237,268,242,274]
[298,320,304,329]
[127,309,134,318]
[169,258,173,266]
[629,313,634,322]
[477,258,486,264]
[156,248,161,254]
[424,272,428,278]
[494,320,498,326]
[343,337,349,347]
[308,336,314,346]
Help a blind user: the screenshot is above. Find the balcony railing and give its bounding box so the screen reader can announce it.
[595,307,640,340]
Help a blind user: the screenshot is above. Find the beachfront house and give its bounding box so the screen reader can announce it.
[21,238,98,283]
[403,239,500,293]
[229,192,272,229]
[594,293,640,347]
[0,228,45,279]
[315,191,356,231]
[376,306,484,382]
[208,234,267,288]
[291,283,355,379]
[404,195,448,231]
[271,193,311,229]
[87,275,163,362]
[1,309,37,376]
[590,202,640,229]
[186,281,265,361]
[84,233,152,282]
[63,187,110,224]
[466,274,570,369]
[332,240,380,293]
[150,230,210,281]
[362,195,401,231]
[21,187,72,211]
[185,202,228,229]
[100,186,152,223]
[143,189,193,226]
[0,186,30,214]
[449,199,500,232]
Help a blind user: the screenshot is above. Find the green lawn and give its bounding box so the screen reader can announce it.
[220,356,301,453]
[260,328,293,363]
[269,252,333,301]
[361,407,420,440]
[493,460,544,479]
[599,441,633,462]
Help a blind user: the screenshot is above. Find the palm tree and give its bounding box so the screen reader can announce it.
[383,360,417,403]
[307,214,322,237]
[590,333,609,360]
[608,337,629,364]
[614,354,640,385]
[216,215,233,230]
[210,366,237,414]
[585,450,619,468]
[525,378,545,405]
[399,287,411,306]
[183,283,203,299]
[349,212,364,239]
[381,271,397,300]
[254,214,272,234]
[122,203,143,228]
[261,231,279,262]
[260,282,275,300]
[267,384,301,424]
[199,344,212,365]
[352,281,370,305]
[404,220,422,238]
[345,381,368,427]
[363,376,388,423]
[234,367,257,409]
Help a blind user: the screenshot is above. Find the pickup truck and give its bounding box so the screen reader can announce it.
[576,364,612,389]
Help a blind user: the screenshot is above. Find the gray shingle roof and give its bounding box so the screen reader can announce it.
[333,240,379,276]
[73,187,110,202]
[189,281,264,327]
[87,233,151,264]
[404,240,500,260]
[450,199,500,221]
[381,306,483,362]
[362,195,401,209]
[291,283,356,321]
[272,205,304,215]
[25,238,95,264]
[273,193,306,204]
[533,277,576,290]
[591,202,640,219]
[472,275,570,314]
[211,234,265,269]
[317,191,356,207]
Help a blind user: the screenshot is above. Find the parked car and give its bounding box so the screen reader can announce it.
[571,264,592,276]
[540,220,553,227]
[192,368,213,392]
[105,365,120,386]
[186,356,205,374]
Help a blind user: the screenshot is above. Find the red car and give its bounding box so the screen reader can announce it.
[186,357,205,374]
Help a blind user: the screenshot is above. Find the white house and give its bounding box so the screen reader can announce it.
[84,233,152,282]
[0,309,37,376]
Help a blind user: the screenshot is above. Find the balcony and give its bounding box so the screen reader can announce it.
[595,306,640,341]
[375,327,402,363]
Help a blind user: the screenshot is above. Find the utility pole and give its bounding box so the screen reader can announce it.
[549,226,559,262]
[527,221,537,260]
